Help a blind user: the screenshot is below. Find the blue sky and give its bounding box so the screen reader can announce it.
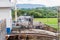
[11,0,60,7]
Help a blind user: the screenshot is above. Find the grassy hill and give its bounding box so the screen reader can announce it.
[34,18,58,29]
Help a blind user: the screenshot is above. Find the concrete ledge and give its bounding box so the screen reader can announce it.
[0,2,14,7]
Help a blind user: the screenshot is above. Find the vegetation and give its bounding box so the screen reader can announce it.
[12,7,58,18]
[34,18,58,29]
[12,7,58,29]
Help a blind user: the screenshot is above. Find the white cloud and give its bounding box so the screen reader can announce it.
[11,0,60,7]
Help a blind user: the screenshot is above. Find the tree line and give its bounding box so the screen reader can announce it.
[12,7,58,19]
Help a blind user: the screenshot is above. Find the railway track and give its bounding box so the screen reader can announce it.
[6,29,58,40]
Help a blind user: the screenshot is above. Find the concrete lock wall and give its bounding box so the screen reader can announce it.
[0,0,13,40]
[0,8,12,40]
[0,3,12,40]
[0,8,12,29]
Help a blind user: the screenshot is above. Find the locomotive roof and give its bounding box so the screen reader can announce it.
[18,16,33,19]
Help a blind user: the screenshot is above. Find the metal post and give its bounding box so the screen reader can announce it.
[58,7,60,40]
[15,0,17,22]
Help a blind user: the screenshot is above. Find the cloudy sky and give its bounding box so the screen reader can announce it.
[11,0,60,7]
